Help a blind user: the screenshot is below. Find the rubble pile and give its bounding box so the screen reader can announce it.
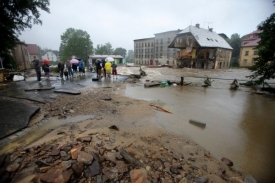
[0,131,244,183]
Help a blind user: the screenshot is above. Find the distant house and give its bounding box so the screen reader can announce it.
[239,30,261,67]
[89,55,124,65]
[27,44,39,62]
[41,50,59,62]
[169,24,232,69]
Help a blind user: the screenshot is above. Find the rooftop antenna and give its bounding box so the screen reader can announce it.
[206,22,213,29]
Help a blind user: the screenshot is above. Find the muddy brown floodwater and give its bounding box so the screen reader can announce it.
[122,67,275,183]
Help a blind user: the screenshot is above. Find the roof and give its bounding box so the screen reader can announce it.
[27,44,39,55]
[154,29,182,35]
[174,25,232,49]
[90,55,124,59]
[134,37,155,41]
[241,30,261,47]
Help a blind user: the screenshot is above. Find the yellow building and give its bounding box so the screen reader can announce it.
[239,30,261,67]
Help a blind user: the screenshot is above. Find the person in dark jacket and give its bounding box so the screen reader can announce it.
[95,59,102,78]
[32,59,42,83]
[42,62,50,80]
[66,60,73,78]
[101,59,106,78]
[58,61,65,80]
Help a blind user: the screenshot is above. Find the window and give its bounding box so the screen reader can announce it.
[245,51,249,56]
[156,54,158,58]
[254,51,258,55]
[160,39,163,44]
[167,61,169,64]
[160,46,162,51]
[156,46,158,52]
[156,39,158,44]
[168,38,170,43]
[151,48,154,52]
[160,53,162,58]
[173,53,176,57]
[136,44,138,47]
[142,43,144,47]
[167,53,170,58]
[243,59,247,64]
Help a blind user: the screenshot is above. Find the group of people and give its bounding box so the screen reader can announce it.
[58,59,85,80]
[95,59,118,79]
[32,56,118,83]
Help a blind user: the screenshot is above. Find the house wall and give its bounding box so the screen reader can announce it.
[177,48,231,69]
[29,54,39,62]
[239,47,257,67]
[215,48,232,69]
[154,31,181,66]
[41,51,58,62]
[12,44,31,70]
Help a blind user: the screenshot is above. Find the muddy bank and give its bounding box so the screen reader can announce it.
[0,80,254,183]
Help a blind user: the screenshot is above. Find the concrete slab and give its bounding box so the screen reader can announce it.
[24,86,55,91]
[54,89,81,95]
[0,99,40,139]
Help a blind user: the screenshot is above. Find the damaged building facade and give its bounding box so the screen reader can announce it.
[169,24,232,69]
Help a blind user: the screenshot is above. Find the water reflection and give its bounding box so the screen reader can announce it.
[125,85,275,182]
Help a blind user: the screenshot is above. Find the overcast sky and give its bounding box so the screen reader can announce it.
[19,0,274,52]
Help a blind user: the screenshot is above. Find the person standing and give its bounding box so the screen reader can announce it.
[66,60,73,78]
[101,59,106,78]
[111,62,118,79]
[72,63,78,77]
[104,61,112,79]
[78,60,83,76]
[58,61,65,80]
[95,59,102,78]
[32,58,42,83]
[42,62,50,80]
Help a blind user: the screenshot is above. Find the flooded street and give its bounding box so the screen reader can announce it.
[124,67,275,182]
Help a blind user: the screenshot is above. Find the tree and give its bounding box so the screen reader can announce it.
[59,28,93,62]
[227,33,242,67]
[0,0,50,54]
[95,42,113,55]
[248,13,275,85]
[126,50,134,63]
[113,47,127,57]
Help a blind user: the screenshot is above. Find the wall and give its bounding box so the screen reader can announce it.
[154,31,180,66]
[41,51,58,62]
[239,47,257,67]
[12,44,31,70]
[134,38,155,65]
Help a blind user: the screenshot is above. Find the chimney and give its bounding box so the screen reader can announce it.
[209,28,213,32]
[195,24,200,28]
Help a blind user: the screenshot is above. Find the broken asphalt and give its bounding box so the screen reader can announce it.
[0,72,128,141]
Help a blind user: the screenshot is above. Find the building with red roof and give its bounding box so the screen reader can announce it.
[239,30,261,67]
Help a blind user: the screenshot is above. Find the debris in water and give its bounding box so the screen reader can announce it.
[189,119,206,128]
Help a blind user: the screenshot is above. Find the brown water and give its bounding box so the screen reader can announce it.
[125,85,275,183]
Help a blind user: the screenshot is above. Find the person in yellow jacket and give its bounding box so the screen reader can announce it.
[104,61,112,79]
